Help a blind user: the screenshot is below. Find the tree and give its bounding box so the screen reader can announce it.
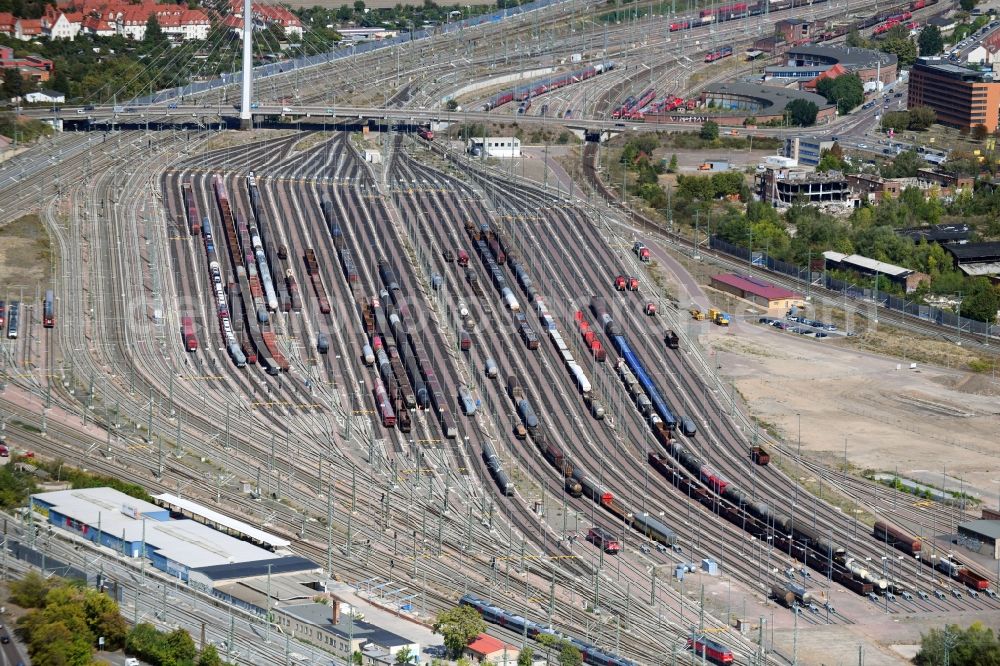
[353,0,365,11]
[960,0,977,11]
[197,645,226,666]
[881,110,911,133]
[846,28,866,47]
[961,279,1000,323]
[883,150,925,178]
[816,73,864,114]
[10,571,55,608]
[918,25,944,55]
[676,174,716,201]
[82,589,128,650]
[784,99,818,126]
[878,26,918,67]
[144,14,166,45]
[560,641,583,666]
[973,123,989,141]
[2,71,28,101]
[433,606,486,658]
[394,646,415,665]
[667,153,678,173]
[517,646,535,666]
[817,149,846,173]
[908,105,936,130]
[916,622,1000,665]
[352,651,364,665]
[700,119,719,141]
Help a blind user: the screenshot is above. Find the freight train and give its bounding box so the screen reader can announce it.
[212,176,285,373]
[245,172,279,311]
[197,215,247,368]
[459,595,640,666]
[374,259,458,439]
[874,521,991,591]
[43,289,54,328]
[590,296,679,431]
[481,62,614,112]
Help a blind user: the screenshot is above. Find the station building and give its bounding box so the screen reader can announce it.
[908,57,1000,131]
[31,487,317,584]
[710,273,804,310]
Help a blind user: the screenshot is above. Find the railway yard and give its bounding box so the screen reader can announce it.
[1,0,999,664]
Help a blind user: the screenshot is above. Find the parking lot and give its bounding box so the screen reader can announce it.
[755,313,848,339]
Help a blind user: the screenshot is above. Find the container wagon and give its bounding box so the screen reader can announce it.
[43,289,54,328]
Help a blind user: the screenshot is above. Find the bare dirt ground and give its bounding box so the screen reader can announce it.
[699,318,1000,509]
[0,214,53,296]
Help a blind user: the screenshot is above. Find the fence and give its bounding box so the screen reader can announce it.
[709,235,998,338]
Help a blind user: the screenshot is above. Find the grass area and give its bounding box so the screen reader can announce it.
[197,129,297,153]
[0,214,52,296]
[687,56,742,88]
[294,132,336,152]
[842,326,995,373]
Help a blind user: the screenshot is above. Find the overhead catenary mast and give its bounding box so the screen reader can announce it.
[240,0,253,129]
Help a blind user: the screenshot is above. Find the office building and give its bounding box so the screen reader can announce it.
[908,57,1000,131]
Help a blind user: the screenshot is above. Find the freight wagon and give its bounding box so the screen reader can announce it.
[482,441,513,496]
[874,521,921,556]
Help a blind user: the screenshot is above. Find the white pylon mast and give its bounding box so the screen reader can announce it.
[240,0,253,129]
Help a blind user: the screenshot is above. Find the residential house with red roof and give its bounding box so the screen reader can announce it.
[464,634,520,665]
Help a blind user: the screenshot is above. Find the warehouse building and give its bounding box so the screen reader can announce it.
[710,273,804,309]
[957,520,1000,559]
[945,241,1000,278]
[908,57,1000,131]
[822,251,930,292]
[31,488,316,583]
